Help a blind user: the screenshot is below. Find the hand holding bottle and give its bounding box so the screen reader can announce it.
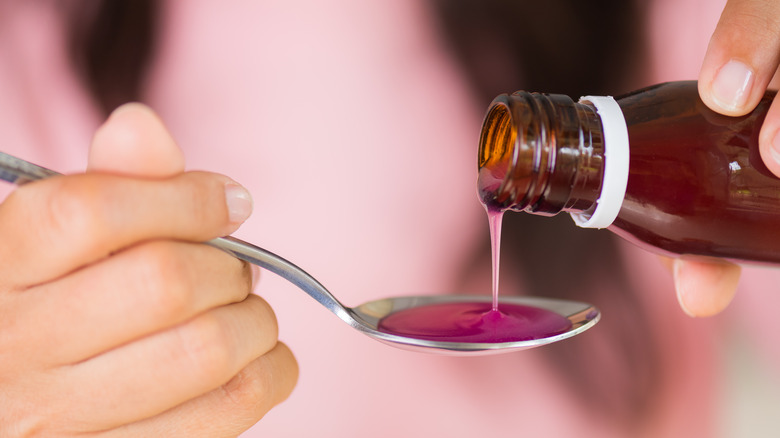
[0,104,298,436]
[674,0,780,317]
[699,0,780,173]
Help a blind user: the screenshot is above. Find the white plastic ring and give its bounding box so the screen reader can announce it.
[570,95,629,229]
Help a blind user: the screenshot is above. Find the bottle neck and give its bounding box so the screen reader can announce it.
[477,91,606,219]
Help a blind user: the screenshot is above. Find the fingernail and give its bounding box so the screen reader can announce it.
[673,258,741,317]
[770,130,780,165]
[711,60,754,112]
[672,259,695,317]
[225,183,253,223]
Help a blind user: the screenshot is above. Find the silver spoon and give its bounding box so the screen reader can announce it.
[0,151,599,355]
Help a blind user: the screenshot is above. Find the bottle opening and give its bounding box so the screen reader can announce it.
[477,99,516,209]
[478,101,514,170]
[477,91,606,216]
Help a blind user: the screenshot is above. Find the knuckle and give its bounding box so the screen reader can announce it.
[0,415,39,438]
[219,359,275,418]
[176,313,235,381]
[237,260,255,299]
[209,249,254,304]
[722,10,780,48]
[0,384,54,437]
[220,343,299,419]
[44,177,105,240]
[0,299,24,371]
[180,172,230,228]
[178,173,217,226]
[247,295,279,342]
[132,243,195,320]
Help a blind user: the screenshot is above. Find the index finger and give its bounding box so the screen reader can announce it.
[698,0,780,116]
[0,171,252,288]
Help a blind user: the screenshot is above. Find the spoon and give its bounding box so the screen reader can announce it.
[0,151,599,355]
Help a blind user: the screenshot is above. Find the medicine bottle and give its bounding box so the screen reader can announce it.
[477,80,780,264]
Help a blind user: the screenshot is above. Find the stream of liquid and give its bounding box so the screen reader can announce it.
[377,184,572,343]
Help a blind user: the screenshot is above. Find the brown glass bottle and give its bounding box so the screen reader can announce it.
[478,80,780,264]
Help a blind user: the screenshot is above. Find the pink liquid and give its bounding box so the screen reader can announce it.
[487,206,502,310]
[377,194,572,343]
[377,301,573,343]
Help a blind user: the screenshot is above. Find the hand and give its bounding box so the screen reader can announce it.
[673,0,780,317]
[699,0,780,174]
[0,104,298,436]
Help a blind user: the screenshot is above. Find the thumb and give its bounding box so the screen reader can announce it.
[88,103,185,177]
[673,258,740,317]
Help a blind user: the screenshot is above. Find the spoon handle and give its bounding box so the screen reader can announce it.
[0,151,60,184]
[206,236,349,317]
[0,151,349,318]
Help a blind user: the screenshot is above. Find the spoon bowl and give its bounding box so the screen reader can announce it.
[353,295,598,355]
[0,151,600,355]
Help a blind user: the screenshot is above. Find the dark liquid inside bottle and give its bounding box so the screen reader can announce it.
[612,81,780,263]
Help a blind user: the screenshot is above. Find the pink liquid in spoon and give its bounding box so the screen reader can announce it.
[377,203,572,343]
[376,300,573,343]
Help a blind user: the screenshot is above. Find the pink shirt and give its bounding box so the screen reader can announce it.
[2,0,778,436]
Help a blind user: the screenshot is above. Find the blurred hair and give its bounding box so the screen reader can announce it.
[66,0,158,115]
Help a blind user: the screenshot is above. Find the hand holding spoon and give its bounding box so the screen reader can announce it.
[0,151,599,355]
